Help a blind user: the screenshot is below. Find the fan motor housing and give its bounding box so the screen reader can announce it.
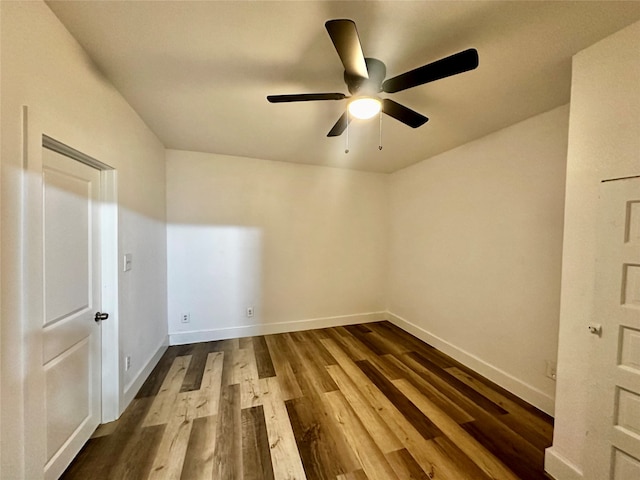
[345,57,386,95]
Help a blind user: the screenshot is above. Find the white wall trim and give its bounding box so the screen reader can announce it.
[122,338,169,413]
[99,169,119,423]
[544,447,584,480]
[169,312,387,345]
[387,312,556,415]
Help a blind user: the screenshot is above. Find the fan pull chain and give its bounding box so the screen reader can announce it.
[379,110,383,151]
[345,111,350,154]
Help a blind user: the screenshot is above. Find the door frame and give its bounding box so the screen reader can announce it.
[22,106,120,478]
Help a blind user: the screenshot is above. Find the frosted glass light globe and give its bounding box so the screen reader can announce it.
[348,97,381,120]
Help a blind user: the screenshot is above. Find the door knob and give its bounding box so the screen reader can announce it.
[588,324,602,336]
[95,312,109,323]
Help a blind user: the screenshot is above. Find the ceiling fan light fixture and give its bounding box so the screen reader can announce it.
[348,97,381,120]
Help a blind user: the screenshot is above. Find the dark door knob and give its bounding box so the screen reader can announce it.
[94,312,109,322]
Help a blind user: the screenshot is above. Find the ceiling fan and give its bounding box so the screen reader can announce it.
[267,19,479,137]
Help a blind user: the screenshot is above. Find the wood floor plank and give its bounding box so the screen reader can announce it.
[259,377,307,480]
[337,470,370,480]
[264,335,303,401]
[363,330,412,357]
[323,390,401,480]
[254,335,277,379]
[356,360,443,441]
[82,397,157,479]
[209,338,239,353]
[350,324,373,334]
[220,344,235,388]
[113,424,165,480]
[69,397,161,480]
[314,327,333,340]
[284,333,338,395]
[320,338,378,387]
[432,436,495,480]
[144,355,192,427]
[242,405,276,480]
[462,417,546,480]
[229,347,244,386]
[382,354,474,425]
[497,412,554,453]
[406,351,508,416]
[343,325,386,356]
[180,342,209,393]
[301,330,340,367]
[213,384,242,478]
[446,366,554,444]
[366,322,430,355]
[180,415,217,480]
[385,449,431,480]
[90,420,118,438]
[408,343,459,370]
[184,351,224,419]
[323,329,370,362]
[136,347,180,399]
[326,364,404,454]
[367,353,407,381]
[370,322,443,360]
[286,374,363,476]
[235,346,263,409]
[148,392,195,479]
[60,436,110,480]
[399,352,509,421]
[286,396,350,479]
[277,360,304,402]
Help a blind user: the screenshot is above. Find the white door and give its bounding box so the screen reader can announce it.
[587,176,640,479]
[42,147,103,480]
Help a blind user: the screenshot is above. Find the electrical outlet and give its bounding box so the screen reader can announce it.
[545,360,557,381]
[125,355,131,371]
[181,312,190,324]
[246,306,254,318]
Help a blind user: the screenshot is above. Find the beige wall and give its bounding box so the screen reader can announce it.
[166,150,388,342]
[1,2,167,477]
[388,105,569,414]
[546,20,640,479]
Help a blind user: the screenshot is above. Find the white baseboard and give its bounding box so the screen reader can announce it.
[387,312,556,416]
[168,311,387,345]
[121,337,169,414]
[544,447,584,480]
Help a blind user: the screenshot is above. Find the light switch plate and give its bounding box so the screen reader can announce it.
[123,253,132,272]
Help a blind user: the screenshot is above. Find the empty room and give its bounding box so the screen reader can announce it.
[1,1,640,479]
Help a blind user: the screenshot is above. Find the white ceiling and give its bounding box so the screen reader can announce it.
[47,1,640,173]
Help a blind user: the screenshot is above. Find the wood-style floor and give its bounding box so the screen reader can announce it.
[62,321,554,480]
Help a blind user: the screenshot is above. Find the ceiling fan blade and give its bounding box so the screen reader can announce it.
[325,19,369,80]
[382,48,479,93]
[382,99,428,128]
[267,93,346,103]
[327,111,352,137]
